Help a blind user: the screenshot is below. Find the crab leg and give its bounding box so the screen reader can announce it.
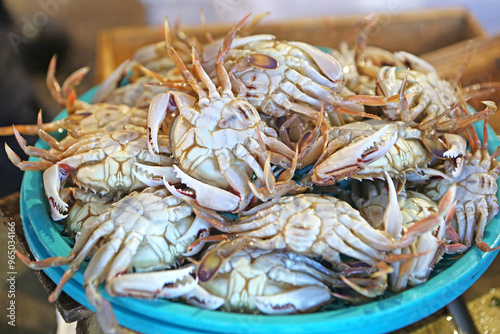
[474,198,500,252]
[11,127,61,161]
[247,152,297,202]
[91,59,137,104]
[85,285,121,333]
[192,48,220,100]
[5,143,53,171]
[216,148,253,209]
[382,171,403,238]
[396,184,456,249]
[16,217,114,302]
[380,172,404,289]
[46,55,90,109]
[35,112,68,152]
[202,34,275,66]
[164,18,208,104]
[216,14,251,96]
[147,92,196,154]
[0,118,65,136]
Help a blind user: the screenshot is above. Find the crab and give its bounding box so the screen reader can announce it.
[60,187,114,238]
[5,129,173,220]
[144,16,298,212]
[183,247,341,314]
[351,176,464,291]
[311,120,441,185]
[17,187,210,334]
[189,190,455,281]
[310,102,500,187]
[422,120,500,252]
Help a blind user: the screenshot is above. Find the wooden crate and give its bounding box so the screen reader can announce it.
[95,7,485,83]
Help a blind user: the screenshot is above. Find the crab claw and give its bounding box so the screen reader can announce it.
[147,92,196,155]
[44,163,74,220]
[106,266,198,299]
[133,163,180,186]
[164,165,243,212]
[288,41,344,93]
[442,134,466,177]
[423,133,466,177]
[183,285,225,310]
[181,216,211,257]
[255,286,331,314]
[382,171,403,238]
[312,125,398,185]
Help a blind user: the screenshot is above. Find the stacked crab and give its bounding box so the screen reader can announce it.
[4,14,500,334]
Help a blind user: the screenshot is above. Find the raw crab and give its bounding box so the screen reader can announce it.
[6,129,172,220]
[200,21,397,126]
[309,101,500,185]
[17,187,209,334]
[351,176,464,291]
[422,121,500,252]
[183,247,341,314]
[146,17,296,212]
[376,65,458,125]
[60,187,114,238]
[311,120,456,185]
[190,191,454,279]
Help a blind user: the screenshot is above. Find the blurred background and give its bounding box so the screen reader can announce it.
[0,0,499,333]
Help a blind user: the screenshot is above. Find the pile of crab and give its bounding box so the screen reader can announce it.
[5,14,500,333]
